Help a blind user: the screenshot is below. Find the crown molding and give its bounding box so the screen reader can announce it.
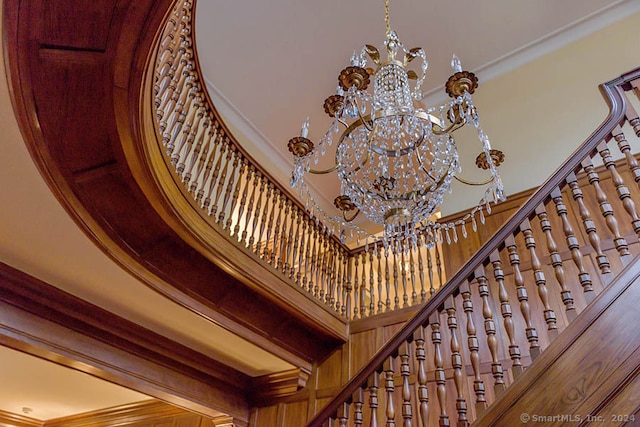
[0,410,42,427]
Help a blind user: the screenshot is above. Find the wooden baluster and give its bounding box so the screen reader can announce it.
[461,280,486,414]
[430,312,449,427]
[335,248,344,313]
[522,219,558,338]
[361,252,368,317]
[203,135,226,213]
[337,402,349,427]
[353,387,365,427]
[535,205,577,321]
[183,124,208,195]
[445,297,468,427]
[225,155,245,233]
[399,341,413,427]
[476,266,505,393]
[392,242,400,310]
[583,158,631,265]
[242,167,258,246]
[249,173,265,250]
[625,102,640,136]
[255,181,273,256]
[353,253,360,319]
[384,245,391,312]
[400,243,409,308]
[368,372,380,427]
[263,187,278,262]
[377,243,384,314]
[413,327,429,427]
[270,191,284,265]
[290,207,302,279]
[489,251,523,378]
[319,233,329,302]
[383,357,396,427]
[308,224,318,294]
[211,139,234,220]
[599,141,640,239]
[506,235,541,360]
[298,216,308,286]
[613,125,640,186]
[417,242,427,302]
[435,245,444,294]
[409,247,417,304]
[282,199,293,273]
[427,244,436,297]
[193,122,214,202]
[566,172,612,280]
[345,253,352,318]
[219,148,240,227]
[550,188,595,303]
[369,247,376,316]
[234,161,251,240]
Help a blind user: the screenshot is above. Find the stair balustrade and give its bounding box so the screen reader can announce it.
[306,69,640,426]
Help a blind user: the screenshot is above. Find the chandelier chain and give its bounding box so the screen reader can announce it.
[384,0,390,37]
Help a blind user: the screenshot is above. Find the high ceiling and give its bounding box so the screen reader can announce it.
[196,0,640,217]
[1,0,640,421]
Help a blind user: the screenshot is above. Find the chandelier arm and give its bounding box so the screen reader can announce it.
[355,99,374,132]
[337,118,350,128]
[415,148,441,184]
[453,175,495,186]
[432,120,465,136]
[343,208,361,222]
[309,163,339,174]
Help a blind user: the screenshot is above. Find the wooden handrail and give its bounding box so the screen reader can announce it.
[306,68,638,426]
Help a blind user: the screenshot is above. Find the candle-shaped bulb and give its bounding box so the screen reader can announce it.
[300,117,310,138]
[451,54,463,73]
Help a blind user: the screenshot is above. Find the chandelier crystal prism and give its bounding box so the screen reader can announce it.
[288,0,505,248]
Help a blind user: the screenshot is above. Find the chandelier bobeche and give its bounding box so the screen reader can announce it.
[288,0,505,248]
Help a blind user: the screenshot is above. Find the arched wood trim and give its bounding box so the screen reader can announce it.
[2,0,346,376]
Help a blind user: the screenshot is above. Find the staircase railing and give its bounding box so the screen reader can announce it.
[306,69,640,426]
[152,0,447,320]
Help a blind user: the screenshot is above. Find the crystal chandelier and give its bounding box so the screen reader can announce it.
[288,0,505,248]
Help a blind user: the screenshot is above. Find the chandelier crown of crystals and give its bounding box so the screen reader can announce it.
[288,0,505,248]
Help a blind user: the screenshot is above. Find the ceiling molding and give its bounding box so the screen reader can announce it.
[0,260,249,422]
[0,410,42,427]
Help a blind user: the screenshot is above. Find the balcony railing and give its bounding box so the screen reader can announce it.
[151,0,447,320]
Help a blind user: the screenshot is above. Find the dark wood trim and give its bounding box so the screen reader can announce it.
[0,261,249,422]
[250,369,311,406]
[44,400,186,427]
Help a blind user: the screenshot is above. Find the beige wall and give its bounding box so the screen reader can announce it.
[444,12,640,215]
